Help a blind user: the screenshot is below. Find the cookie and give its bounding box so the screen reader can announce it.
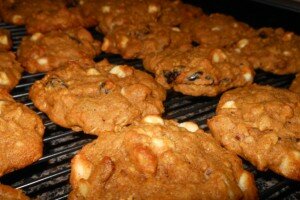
[29,60,166,135]
[290,74,300,94]
[102,24,193,59]
[17,27,101,73]
[0,90,44,177]
[69,115,257,199]
[208,84,300,181]
[0,29,12,51]
[0,51,23,91]
[0,184,29,200]
[0,0,67,25]
[143,47,255,96]
[25,7,94,34]
[183,13,256,48]
[229,28,300,75]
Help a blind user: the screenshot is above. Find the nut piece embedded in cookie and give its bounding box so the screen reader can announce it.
[0,90,44,177]
[29,60,166,135]
[0,184,29,200]
[143,46,255,96]
[208,84,300,181]
[69,117,257,199]
[17,27,101,73]
[0,29,12,51]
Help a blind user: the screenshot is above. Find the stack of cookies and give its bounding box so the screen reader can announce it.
[0,0,299,199]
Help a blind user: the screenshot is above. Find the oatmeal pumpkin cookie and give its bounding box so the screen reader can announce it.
[0,184,29,200]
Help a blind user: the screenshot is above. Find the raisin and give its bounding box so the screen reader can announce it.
[187,71,203,81]
[99,82,110,94]
[46,77,68,88]
[163,70,180,84]
[192,41,200,47]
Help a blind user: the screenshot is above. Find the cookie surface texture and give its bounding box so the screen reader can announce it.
[0,184,29,200]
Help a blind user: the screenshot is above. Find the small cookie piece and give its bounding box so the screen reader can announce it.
[0,184,29,200]
[143,47,254,96]
[102,24,192,59]
[0,0,67,25]
[208,84,300,181]
[25,7,93,34]
[0,29,12,51]
[0,90,44,177]
[0,51,23,91]
[230,28,300,75]
[17,27,101,73]
[290,74,300,94]
[69,116,257,199]
[183,13,256,48]
[29,60,166,135]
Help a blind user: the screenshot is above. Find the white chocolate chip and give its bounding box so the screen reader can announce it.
[171,27,181,32]
[109,66,126,78]
[152,138,165,148]
[12,15,23,24]
[178,122,199,132]
[120,36,129,48]
[243,73,252,82]
[238,172,249,192]
[0,72,9,85]
[30,32,43,41]
[148,5,158,13]
[279,156,291,176]
[212,53,220,63]
[212,50,227,63]
[102,38,110,51]
[222,100,237,109]
[0,35,8,45]
[237,39,249,49]
[102,5,111,13]
[73,155,92,181]
[37,58,48,66]
[86,68,100,75]
[120,87,126,95]
[143,115,164,125]
[211,26,221,31]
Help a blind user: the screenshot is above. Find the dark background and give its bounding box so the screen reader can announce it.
[184,0,300,33]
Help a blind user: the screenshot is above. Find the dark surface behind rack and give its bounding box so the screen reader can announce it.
[1,0,300,199]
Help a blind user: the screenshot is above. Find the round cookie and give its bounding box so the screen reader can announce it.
[0,29,12,51]
[290,74,300,94]
[0,0,67,25]
[17,27,101,73]
[143,47,254,96]
[0,184,29,200]
[0,51,23,91]
[29,60,166,135]
[229,28,300,75]
[208,84,300,181]
[0,90,44,177]
[69,115,257,200]
[183,13,256,48]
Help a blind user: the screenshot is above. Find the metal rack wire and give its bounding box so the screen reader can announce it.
[0,22,299,200]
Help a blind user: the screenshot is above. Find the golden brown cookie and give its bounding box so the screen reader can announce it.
[208,84,300,181]
[29,60,166,135]
[183,13,256,48]
[0,90,44,177]
[17,27,101,73]
[0,0,67,25]
[0,29,12,51]
[0,51,23,91]
[0,184,29,200]
[69,115,257,200]
[290,74,300,94]
[143,47,255,96]
[230,28,300,75]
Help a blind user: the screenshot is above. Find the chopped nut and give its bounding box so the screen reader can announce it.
[151,138,165,148]
[30,32,43,41]
[238,172,249,192]
[73,155,92,181]
[109,66,126,78]
[0,72,9,85]
[148,5,159,13]
[102,5,111,13]
[283,51,291,56]
[171,27,181,32]
[233,23,238,28]
[79,182,89,198]
[178,122,199,132]
[211,26,221,31]
[243,73,252,82]
[120,87,126,95]
[37,57,48,66]
[102,38,110,51]
[87,68,100,75]
[222,100,237,109]
[12,15,23,24]
[212,49,227,63]
[282,32,293,41]
[143,115,164,125]
[237,39,249,49]
[0,35,8,45]
[120,36,129,48]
